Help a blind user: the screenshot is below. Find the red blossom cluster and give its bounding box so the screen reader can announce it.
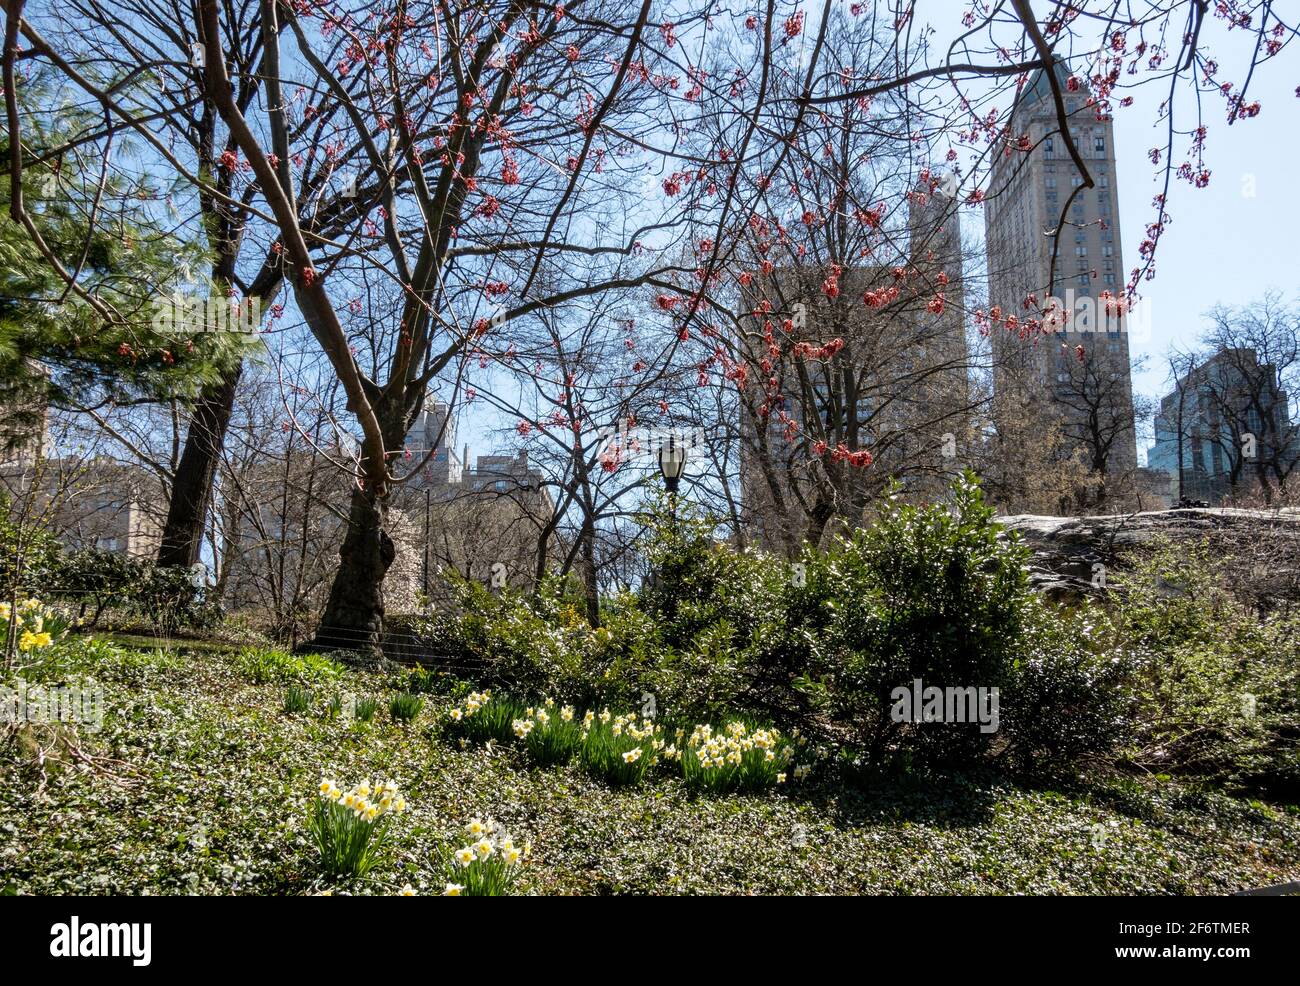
[821,263,842,299]
[854,204,885,228]
[812,441,873,468]
[862,285,899,308]
[793,337,845,361]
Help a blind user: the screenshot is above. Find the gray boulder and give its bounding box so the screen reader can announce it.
[996,508,1300,608]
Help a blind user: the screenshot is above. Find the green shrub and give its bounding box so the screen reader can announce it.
[388,692,424,723]
[414,473,1134,778]
[50,549,139,627]
[417,575,592,696]
[130,563,220,634]
[791,473,1034,770]
[1110,539,1300,796]
[998,599,1134,773]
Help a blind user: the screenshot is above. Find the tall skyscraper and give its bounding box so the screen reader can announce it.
[908,173,973,430]
[984,60,1138,496]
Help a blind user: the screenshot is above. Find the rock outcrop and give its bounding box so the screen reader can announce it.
[996,508,1300,609]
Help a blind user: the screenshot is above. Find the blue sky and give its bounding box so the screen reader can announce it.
[1108,57,1300,459]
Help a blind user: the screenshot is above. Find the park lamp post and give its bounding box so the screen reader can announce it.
[657,433,687,520]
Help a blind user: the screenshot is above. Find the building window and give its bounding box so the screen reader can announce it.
[1045,176,1057,190]
[1075,245,1087,257]
[1094,135,1105,153]
[1102,244,1113,257]
[1045,136,1055,157]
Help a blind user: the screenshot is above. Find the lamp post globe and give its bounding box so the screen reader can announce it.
[657,434,687,494]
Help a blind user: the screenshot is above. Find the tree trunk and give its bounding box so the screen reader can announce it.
[309,482,396,655]
[580,517,600,627]
[157,364,243,568]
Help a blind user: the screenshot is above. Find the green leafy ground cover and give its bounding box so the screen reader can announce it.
[2,637,1297,895]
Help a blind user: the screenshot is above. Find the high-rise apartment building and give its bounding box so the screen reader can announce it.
[984,60,1138,492]
[1148,347,1300,503]
[404,400,463,487]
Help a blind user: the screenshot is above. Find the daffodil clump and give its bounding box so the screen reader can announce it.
[0,598,73,652]
[443,686,818,794]
[580,709,663,786]
[676,721,802,793]
[310,778,407,877]
[513,698,583,766]
[434,817,530,896]
[444,689,522,745]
